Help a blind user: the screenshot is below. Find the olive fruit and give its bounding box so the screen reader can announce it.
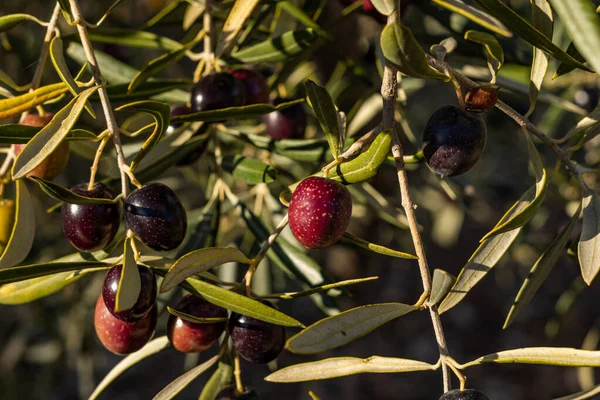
[167,294,228,353]
[422,105,487,177]
[166,105,191,135]
[439,389,490,400]
[215,386,260,400]
[229,302,286,364]
[262,97,306,140]
[465,86,499,113]
[102,264,157,322]
[288,177,352,249]
[61,182,120,252]
[230,68,269,105]
[94,294,157,355]
[14,113,69,180]
[124,183,187,251]
[190,72,245,112]
[0,200,15,254]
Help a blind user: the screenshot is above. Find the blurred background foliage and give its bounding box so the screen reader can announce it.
[2,0,600,399]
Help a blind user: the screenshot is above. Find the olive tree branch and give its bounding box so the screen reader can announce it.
[68,0,130,197]
[383,8,452,392]
[30,3,62,94]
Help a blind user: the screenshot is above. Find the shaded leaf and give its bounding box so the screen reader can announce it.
[153,354,219,400]
[528,0,553,113]
[143,0,186,29]
[579,185,600,285]
[554,43,585,79]
[230,29,319,64]
[28,177,117,205]
[0,260,109,284]
[128,43,194,93]
[305,80,341,159]
[0,83,68,121]
[115,236,141,313]
[427,269,457,307]
[96,0,127,26]
[265,356,436,382]
[67,43,136,85]
[431,0,511,37]
[222,155,278,184]
[0,180,34,269]
[464,30,504,70]
[70,28,183,51]
[0,124,97,143]
[462,347,600,368]
[105,80,191,101]
[0,270,83,304]
[0,14,45,32]
[225,131,330,162]
[554,384,600,400]
[278,1,329,37]
[166,306,228,324]
[160,246,250,293]
[171,99,304,123]
[286,303,415,354]
[199,362,233,400]
[341,233,417,259]
[216,0,261,56]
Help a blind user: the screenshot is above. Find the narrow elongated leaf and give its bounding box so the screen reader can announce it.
[160,246,250,293]
[0,270,84,304]
[186,277,303,327]
[49,37,95,118]
[0,261,109,284]
[115,101,170,172]
[183,2,204,30]
[12,86,98,180]
[266,356,436,382]
[153,355,219,400]
[171,99,304,123]
[223,131,330,162]
[462,347,600,368]
[72,28,183,51]
[105,80,191,101]
[0,69,29,91]
[96,0,127,26]
[554,43,585,79]
[305,80,341,159]
[144,0,187,28]
[222,155,278,184]
[128,44,193,93]
[115,236,141,313]
[199,362,233,400]
[472,0,591,71]
[0,180,34,269]
[341,233,417,259]
[0,14,45,32]
[166,306,228,324]
[286,303,415,354]
[464,30,504,69]
[579,185,600,285]
[67,43,136,85]
[0,124,97,143]
[28,177,117,205]
[528,0,553,113]
[265,277,378,300]
[278,1,329,37]
[380,22,448,81]
[370,0,395,16]
[554,385,600,400]
[216,0,260,56]
[504,205,582,328]
[431,0,511,37]
[548,0,600,77]
[89,337,170,400]
[0,83,68,121]
[229,29,319,63]
[427,269,457,307]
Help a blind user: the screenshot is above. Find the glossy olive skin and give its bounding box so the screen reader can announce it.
[229,303,286,364]
[190,72,245,112]
[422,105,487,177]
[230,69,269,105]
[124,183,187,251]
[439,389,489,400]
[261,98,306,140]
[288,177,352,249]
[166,105,191,135]
[215,386,260,400]
[61,182,120,252]
[14,113,69,180]
[94,294,157,355]
[102,264,157,322]
[167,294,228,353]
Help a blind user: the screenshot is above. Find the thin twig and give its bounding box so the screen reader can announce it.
[88,132,109,189]
[29,3,62,93]
[68,0,130,197]
[384,8,452,392]
[203,0,213,75]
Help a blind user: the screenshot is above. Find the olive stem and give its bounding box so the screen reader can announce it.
[68,0,130,198]
[203,0,213,75]
[29,3,62,95]
[445,357,467,391]
[233,350,244,394]
[383,6,452,392]
[87,132,110,190]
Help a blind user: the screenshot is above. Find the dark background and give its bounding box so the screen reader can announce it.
[1,1,600,399]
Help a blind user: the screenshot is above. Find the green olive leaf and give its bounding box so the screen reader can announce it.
[171,99,305,123]
[89,337,170,400]
[0,260,110,284]
[369,0,396,16]
[198,362,233,400]
[0,180,34,269]
[464,30,504,71]
[427,269,457,307]
[305,79,341,159]
[504,204,582,328]
[341,233,417,260]
[553,43,585,79]
[166,306,228,324]
[0,68,30,92]
[380,22,449,81]
[143,0,187,29]
[28,177,118,205]
[0,124,98,143]
[95,0,127,26]
[115,236,141,313]
[222,155,278,184]
[160,246,251,293]
[0,13,46,32]
[66,28,183,51]
[12,86,98,180]
[265,356,436,382]
[578,185,600,285]
[286,303,415,354]
[182,1,204,31]
[67,43,136,84]
[0,83,69,121]
[431,0,511,37]
[461,347,600,368]
[264,277,379,300]
[0,271,85,304]
[153,354,219,400]
[105,80,191,102]
[554,384,600,400]
[215,0,260,57]
[527,0,553,114]
[278,2,329,37]
[229,29,319,63]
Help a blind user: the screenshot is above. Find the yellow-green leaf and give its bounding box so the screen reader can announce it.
[427,269,457,307]
[0,260,109,284]
[153,354,219,400]
[265,277,379,300]
[221,155,278,184]
[166,306,228,324]
[578,185,600,285]
[76,28,183,51]
[198,362,233,400]
[29,176,118,205]
[0,270,83,304]
[464,30,504,70]
[370,0,395,16]
[115,236,141,313]
[216,0,260,57]
[0,180,34,269]
[554,384,600,400]
[0,83,68,121]
[305,79,341,159]
[341,233,417,259]
[171,99,305,123]
[431,0,511,37]
[229,29,319,63]
[528,0,553,114]
[0,13,46,32]
[461,347,600,368]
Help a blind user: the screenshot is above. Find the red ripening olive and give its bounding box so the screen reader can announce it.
[230,68,269,105]
[215,386,260,400]
[102,264,157,322]
[93,294,157,355]
[288,176,353,249]
[61,182,121,252]
[439,389,490,400]
[464,86,499,113]
[262,97,307,140]
[124,183,187,251]
[190,72,245,112]
[13,113,69,180]
[167,294,228,353]
[422,105,487,177]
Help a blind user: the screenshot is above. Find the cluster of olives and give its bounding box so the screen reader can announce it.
[440,388,489,400]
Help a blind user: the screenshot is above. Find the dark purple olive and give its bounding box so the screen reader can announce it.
[124,183,187,251]
[422,105,487,177]
[229,302,286,364]
[94,294,157,355]
[166,105,191,135]
[261,97,306,140]
[230,68,269,105]
[102,264,157,322]
[167,294,228,353]
[215,386,260,400]
[190,72,245,112]
[439,389,489,400]
[61,182,120,252]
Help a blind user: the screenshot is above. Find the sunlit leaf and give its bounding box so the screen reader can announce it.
[198,362,233,400]
[265,277,378,300]
[0,270,83,304]
[579,185,600,285]
[0,13,46,32]
[0,180,34,269]
[464,30,504,70]
[370,0,395,16]
[528,0,553,114]
[183,1,205,30]
[153,354,219,400]
[115,236,141,313]
[427,269,457,307]
[222,155,278,184]
[0,124,97,143]
[431,0,512,37]
[68,28,183,51]
[461,347,600,368]
[229,29,319,64]
[341,233,417,259]
[216,0,260,56]
[0,83,68,121]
